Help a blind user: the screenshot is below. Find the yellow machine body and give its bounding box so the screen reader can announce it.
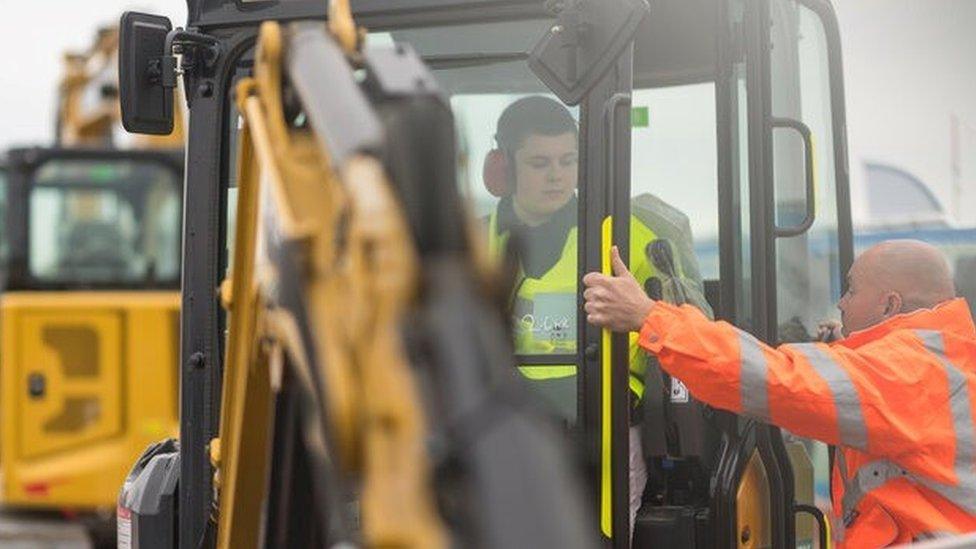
[0,291,179,510]
[736,449,772,549]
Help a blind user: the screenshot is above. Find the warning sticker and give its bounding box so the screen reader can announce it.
[631,106,650,128]
[117,505,132,549]
[670,378,689,403]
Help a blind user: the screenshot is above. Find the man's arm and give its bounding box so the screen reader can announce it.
[637,302,851,446]
[584,247,958,473]
[638,302,962,473]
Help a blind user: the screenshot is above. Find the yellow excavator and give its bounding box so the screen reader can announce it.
[114,0,870,547]
[0,24,183,546]
[55,26,183,150]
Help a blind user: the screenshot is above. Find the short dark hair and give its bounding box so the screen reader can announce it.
[495,96,578,152]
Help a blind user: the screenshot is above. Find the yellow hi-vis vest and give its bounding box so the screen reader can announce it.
[487,208,658,422]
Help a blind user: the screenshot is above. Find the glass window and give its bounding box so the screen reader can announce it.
[770,0,842,339]
[732,0,755,329]
[768,0,841,521]
[219,55,255,365]
[630,82,719,285]
[28,159,181,286]
[371,21,582,423]
[224,108,244,277]
[0,168,8,270]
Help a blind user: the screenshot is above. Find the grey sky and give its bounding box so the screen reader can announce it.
[0,0,185,149]
[836,0,976,226]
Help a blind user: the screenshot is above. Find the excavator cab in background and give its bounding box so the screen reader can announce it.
[116,0,853,547]
[0,25,184,545]
[1,148,182,511]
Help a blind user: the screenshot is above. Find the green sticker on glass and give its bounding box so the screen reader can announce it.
[89,164,118,182]
[631,106,649,128]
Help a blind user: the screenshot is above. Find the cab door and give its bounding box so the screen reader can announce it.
[620,0,851,546]
[748,0,853,545]
[14,309,124,458]
[395,3,650,545]
[399,0,648,542]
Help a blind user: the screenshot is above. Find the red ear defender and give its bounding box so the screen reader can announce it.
[483,148,511,197]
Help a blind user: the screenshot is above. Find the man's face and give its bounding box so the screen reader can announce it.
[512,132,578,223]
[837,257,890,336]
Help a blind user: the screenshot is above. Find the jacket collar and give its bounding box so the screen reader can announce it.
[839,298,975,349]
[495,194,578,234]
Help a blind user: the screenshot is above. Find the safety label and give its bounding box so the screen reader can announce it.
[117,505,132,549]
[670,378,689,403]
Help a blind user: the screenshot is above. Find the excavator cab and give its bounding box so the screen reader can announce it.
[375,0,853,546]
[385,0,853,546]
[0,148,182,513]
[116,0,852,547]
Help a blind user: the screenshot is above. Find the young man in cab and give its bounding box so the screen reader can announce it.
[483,95,708,526]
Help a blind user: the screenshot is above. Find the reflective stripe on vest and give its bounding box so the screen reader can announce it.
[518,365,576,380]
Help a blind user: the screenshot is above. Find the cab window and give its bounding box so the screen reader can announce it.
[0,168,8,273]
[630,82,719,294]
[372,21,583,423]
[29,159,181,286]
[768,0,847,515]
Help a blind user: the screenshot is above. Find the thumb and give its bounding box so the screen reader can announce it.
[610,246,631,278]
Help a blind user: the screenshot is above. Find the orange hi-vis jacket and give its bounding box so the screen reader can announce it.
[637,298,976,547]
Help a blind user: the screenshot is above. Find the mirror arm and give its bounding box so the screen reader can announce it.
[161,28,221,89]
[546,0,585,83]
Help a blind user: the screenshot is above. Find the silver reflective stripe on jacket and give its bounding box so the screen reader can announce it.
[841,458,909,518]
[836,330,976,540]
[792,343,869,451]
[738,330,769,421]
[913,330,976,514]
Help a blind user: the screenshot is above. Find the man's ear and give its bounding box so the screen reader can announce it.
[883,291,904,317]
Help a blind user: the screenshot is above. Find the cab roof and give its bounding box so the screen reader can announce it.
[187,0,546,29]
[186,0,716,89]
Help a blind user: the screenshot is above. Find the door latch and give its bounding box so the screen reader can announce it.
[27,372,46,399]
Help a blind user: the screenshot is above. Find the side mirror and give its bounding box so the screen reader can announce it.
[119,11,174,135]
[528,0,650,106]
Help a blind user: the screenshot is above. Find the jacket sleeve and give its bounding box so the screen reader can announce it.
[637,302,958,468]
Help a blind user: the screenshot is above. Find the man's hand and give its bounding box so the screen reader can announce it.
[817,319,843,342]
[582,246,655,332]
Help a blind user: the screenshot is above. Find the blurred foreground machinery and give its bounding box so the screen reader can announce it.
[118,4,593,549]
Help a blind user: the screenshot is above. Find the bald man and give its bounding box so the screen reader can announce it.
[584,240,976,545]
